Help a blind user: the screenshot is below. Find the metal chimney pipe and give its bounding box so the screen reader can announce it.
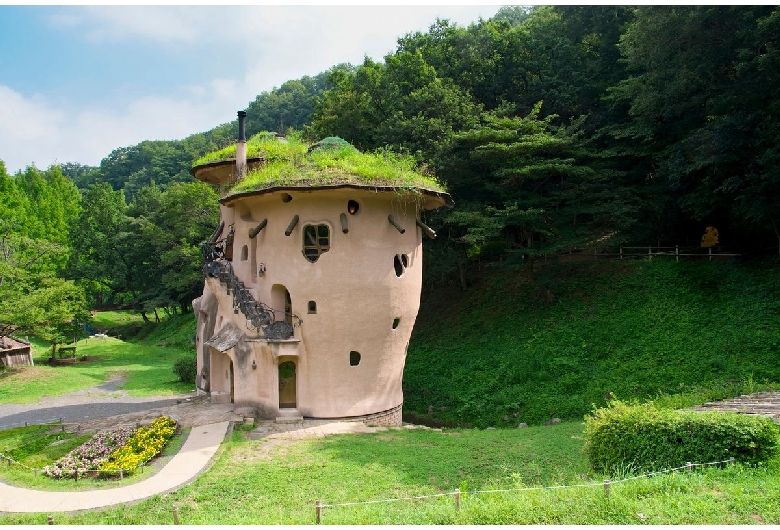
[236,111,247,179]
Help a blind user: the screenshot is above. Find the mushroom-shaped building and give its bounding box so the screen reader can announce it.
[191,112,451,425]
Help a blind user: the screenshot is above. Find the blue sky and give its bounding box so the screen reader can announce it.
[0,4,500,174]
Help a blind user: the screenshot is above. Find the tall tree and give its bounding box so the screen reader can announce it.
[67,182,130,306]
[607,6,780,249]
[437,103,637,266]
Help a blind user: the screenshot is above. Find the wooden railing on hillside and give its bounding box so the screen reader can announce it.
[536,246,740,263]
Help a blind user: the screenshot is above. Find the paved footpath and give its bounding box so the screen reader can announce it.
[0,421,229,513]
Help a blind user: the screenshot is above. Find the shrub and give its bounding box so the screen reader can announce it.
[583,400,780,474]
[173,355,197,384]
[100,417,177,475]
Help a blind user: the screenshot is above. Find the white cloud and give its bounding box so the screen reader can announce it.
[0,79,245,173]
[2,5,499,173]
[48,6,232,45]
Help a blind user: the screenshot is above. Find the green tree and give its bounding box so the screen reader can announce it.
[607,6,780,249]
[437,103,637,272]
[66,182,130,307]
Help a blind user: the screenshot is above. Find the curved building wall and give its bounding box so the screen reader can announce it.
[195,187,426,419]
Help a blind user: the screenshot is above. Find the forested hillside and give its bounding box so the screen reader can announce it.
[406,257,780,427]
[1,6,779,351]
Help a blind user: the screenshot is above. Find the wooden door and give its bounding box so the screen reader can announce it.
[278,361,296,408]
[229,361,234,403]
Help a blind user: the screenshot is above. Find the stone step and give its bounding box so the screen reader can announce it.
[275,416,304,424]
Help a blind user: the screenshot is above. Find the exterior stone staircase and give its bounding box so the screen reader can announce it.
[691,391,780,423]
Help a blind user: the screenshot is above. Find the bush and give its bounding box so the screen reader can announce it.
[583,400,780,474]
[173,355,197,384]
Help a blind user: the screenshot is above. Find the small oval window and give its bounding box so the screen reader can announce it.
[350,351,361,366]
[394,255,404,277]
[347,200,360,215]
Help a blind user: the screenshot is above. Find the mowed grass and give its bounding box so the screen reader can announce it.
[0,336,193,405]
[0,310,196,405]
[3,422,780,525]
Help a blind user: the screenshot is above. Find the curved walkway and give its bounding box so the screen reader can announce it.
[0,421,229,513]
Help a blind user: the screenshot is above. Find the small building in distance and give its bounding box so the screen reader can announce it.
[190,112,451,425]
[0,325,33,367]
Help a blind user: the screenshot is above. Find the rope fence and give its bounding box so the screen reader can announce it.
[29,457,737,524]
[314,457,737,524]
[0,417,66,432]
[0,448,148,480]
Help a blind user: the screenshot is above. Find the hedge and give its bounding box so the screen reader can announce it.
[173,356,197,384]
[583,400,780,474]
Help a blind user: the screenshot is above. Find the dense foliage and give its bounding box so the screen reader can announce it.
[583,400,780,473]
[2,7,780,405]
[405,259,780,428]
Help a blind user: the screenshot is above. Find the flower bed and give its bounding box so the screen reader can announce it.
[43,426,135,479]
[100,417,178,475]
[43,417,178,479]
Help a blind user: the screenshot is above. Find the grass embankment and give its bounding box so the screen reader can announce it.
[406,258,780,428]
[0,311,196,405]
[3,423,780,524]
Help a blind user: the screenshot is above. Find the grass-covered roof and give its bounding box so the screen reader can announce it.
[192,132,447,198]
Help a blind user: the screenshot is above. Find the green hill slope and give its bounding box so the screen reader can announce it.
[404,258,780,428]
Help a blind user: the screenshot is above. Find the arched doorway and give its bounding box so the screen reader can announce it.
[278,361,296,408]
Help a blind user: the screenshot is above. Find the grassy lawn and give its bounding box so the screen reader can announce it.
[0,336,193,405]
[2,421,779,524]
[0,309,196,405]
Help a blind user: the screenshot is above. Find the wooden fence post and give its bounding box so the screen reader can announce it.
[173,505,180,525]
[603,479,610,497]
[455,488,461,511]
[119,469,123,480]
[315,500,322,524]
[686,462,693,473]
[48,515,54,525]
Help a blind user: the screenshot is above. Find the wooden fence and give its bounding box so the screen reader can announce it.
[537,245,740,264]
